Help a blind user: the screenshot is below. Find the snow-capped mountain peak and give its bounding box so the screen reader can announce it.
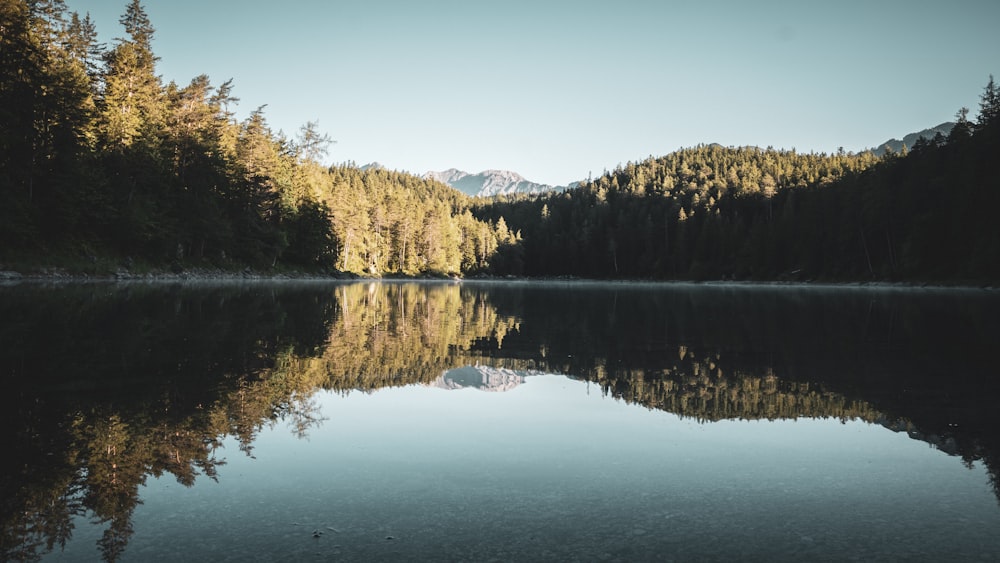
[424,168,567,197]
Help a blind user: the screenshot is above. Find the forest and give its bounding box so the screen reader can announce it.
[2,0,999,282]
[475,114,1000,282]
[0,0,515,276]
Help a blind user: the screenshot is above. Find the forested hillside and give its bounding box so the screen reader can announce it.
[0,0,513,276]
[320,166,520,275]
[474,82,1000,282]
[2,0,997,282]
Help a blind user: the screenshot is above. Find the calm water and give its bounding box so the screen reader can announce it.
[2,280,999,561]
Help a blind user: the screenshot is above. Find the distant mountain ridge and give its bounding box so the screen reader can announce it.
[424,168,575,197]
[873,122,955,155]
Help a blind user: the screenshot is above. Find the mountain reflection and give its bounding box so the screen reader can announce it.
[433,366,526,392]
[1,281,998,561]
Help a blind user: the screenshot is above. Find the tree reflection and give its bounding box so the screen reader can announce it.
[1,281,998,560]
[0,283,336,562]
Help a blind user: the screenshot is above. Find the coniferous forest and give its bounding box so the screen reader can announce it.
[0,0,514,276]
[2,0,999,283]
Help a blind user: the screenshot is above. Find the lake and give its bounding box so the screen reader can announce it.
[2,280,999,561]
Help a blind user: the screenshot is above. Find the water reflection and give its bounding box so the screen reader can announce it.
[431,366,526,392]
[1,281,998,561]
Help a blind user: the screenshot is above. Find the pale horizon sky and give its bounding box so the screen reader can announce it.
[67,0,999,186]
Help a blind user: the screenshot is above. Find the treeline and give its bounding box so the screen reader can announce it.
[475,79,1000,282]
[321,166,521,276]
[0,0,515,275]
[3,0,998,282]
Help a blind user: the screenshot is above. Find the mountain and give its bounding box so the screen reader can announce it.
[425,168,572,197]
[873,122,955,155]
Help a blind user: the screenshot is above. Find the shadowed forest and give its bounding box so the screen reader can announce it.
[2,0,999,282]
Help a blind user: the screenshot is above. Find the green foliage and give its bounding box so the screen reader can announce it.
[1,0,99,246]
[979,74,1000,128]
[1,0,996,283]
[476,144,883,279]
[1,0,340,271]
[321,166,513,276]
[281,198,337,267]
[0,0,519,276]
[476,92,1000,284]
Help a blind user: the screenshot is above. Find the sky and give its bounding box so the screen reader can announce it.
[65,0,1000,186]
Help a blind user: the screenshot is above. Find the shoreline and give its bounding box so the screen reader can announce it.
[1,268,994,291]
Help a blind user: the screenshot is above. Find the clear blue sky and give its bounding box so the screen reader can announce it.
[67,0,1000,186]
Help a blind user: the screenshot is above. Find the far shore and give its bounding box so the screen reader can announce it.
[0,267,994,291]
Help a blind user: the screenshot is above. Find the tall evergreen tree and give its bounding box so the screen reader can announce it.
[1,0,97,244]
[978,74,999,127]
[118,0,154,65]
[0,0,42,241]
[65,11,103,84]
[949,107,973,141]
[98,0,161,151]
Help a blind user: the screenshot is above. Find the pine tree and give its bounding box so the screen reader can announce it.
[0,0,43,240]
[294,120,333,165]
[118,0,154,66]
[228,108,311,265]
[99,0,162,150]
[949,107,973,141]
[1,0,98,244]
[64,11,103,81]
[978,74,999,127]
